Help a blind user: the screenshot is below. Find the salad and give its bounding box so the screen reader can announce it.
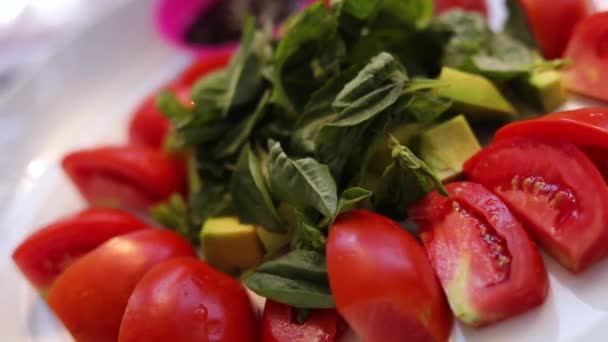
[11,0,608,341]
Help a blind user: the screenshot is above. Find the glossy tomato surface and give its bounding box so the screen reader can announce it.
[12,208,149,292]
[435,0,487,16]
[261,300,340,342]
[62,145,186,211]
[128,84,190,149]
[564,11,608,102]
[519,0,594,58]
[328,209,452,342]
[408,182,548,327]
[464,138,608,272]
[47,229,195,342]
[494,108,608,178]
[119,257,257,342]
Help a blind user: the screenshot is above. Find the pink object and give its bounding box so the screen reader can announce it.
[154,0,320,56]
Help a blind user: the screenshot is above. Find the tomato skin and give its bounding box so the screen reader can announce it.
[464,137,608,272]
[435,0,488,16]
[12,208,149,292]
[564,12,608,101]
[119,257,257,342]
[62,145,186,211]
[494,108,608,179]
[47,229,195,342]
[261,300,339,342]
[408,182,548,327]
[327,209,452,342]
[519,0,594,59]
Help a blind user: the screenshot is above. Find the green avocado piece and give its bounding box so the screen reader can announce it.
[514,69,566,112]
[256,228,291,254]
[419,115,481,182]
[437,67,517,121]
[200,217,265,275]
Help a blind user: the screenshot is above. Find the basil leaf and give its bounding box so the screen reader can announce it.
[244,250,334,309]
[150,194,200,245]
[335,187,372,216]
[189,180,233,226]
[267,141,337,218]
[190,70,228,123]
[291,210,326,252]
[331,83,403,127]
[403,91,452,124]
[271,3,342,113]
[212,91,270,158]
[156,90,191,124]
[504,0,537,49]
[374,136,446,220]
[231,144,285,233]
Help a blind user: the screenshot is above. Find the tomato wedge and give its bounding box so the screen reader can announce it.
[494,108,608,178]
[261,300,342,342]
[47,229,195,342]
[435,0,488,16]
[12,208,149,293]
[464,137,608,272]
[408,182,548,327]
[564,11,608,101]
[518,0,594,59]
[62,145,186,211]
[119,257,257,342]
[328,209,452,342]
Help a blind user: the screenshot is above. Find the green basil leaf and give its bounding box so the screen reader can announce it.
[504,0,537,49]
[156,90,191,124]
[291,210,326,252]
[374,136,446,219]
[244,249,334,309]
[190,70,228,123]
[231,144,285,233]
[404,91,452,124]
[150,194,200,245]
[189,180,233,226]
[335,187,372,216]
[212,91,270,158]
[267,141,337,218]
[330,83,403,127]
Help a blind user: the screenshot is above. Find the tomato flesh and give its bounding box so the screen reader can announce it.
[564,12,608,101]
[47,229,195,342]
[328,209,452,342]
[62,146,186,211]
[12,208,149,292]
[519,0,594,58]
[435,0,488,16]
[119,257,257,342]
[464,138,608,272]
[261,300,340,342]
[408,182,548,326]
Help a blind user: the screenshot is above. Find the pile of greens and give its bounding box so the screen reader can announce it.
[152,0,562,312]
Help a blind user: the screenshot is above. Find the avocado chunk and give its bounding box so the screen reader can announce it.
[514,69,566,112]
[256,228,291,254]
[200,217,264,275]
[437,67,517,120]
[419,115,481,182]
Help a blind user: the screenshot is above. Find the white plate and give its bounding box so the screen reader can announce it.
[1,0,608,341]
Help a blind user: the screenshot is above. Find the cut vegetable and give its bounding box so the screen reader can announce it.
[464,137,608,272]
[409,182,548,326]
[513,69,567,111]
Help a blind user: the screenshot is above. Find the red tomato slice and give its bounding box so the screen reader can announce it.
[408,182,548,327]
[261,300,340,342]
[328,209,452,342]
[47,229,195,342]
[62,146,186,211]
[519,0,594,59]
[12,208,149,293]
[564,11,608,101]
[494,108,608,178]
[119,257,257,342]
[464,138,608,272]
[174,50,233,88]
[128,85,190,149]
[435,0,488,16]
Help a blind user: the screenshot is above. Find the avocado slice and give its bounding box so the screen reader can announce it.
[419,115,481,182]
[256,228,291,254]
[200,217,265,275]
[514,69,566,112]
[437,67,517,121]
